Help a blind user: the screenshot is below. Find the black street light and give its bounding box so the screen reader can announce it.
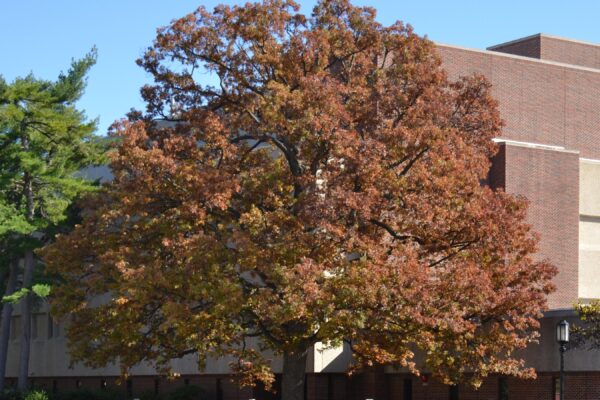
[556,320,569,400]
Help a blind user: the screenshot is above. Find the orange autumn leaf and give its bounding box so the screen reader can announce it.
[40,1,555,399]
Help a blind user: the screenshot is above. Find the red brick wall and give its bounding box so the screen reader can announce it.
[507,374,554,399]
[439,45,585,309]
[459,376,498,400]
[306,374,329,400]
[438,44,600,160]
[488,34,541,58]
[564,372,600,399]
[540,36,600,70]
[484,143,579,310]
[411,377,450,400]
[503,144,579,309]
[488,34,600,71]
[25,372,600,400]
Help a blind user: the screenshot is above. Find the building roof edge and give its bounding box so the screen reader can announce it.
[487,33,600,51]
[539,33,600,49]
[492,138,580,154]
[486,33,542,50]
[435,42,600,74]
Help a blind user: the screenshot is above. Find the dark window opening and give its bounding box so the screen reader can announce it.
[154,378,160,395]
[184,378,189,386]
[403,378,413,400]
[499,377,509,400]
[449,384,459,400]
[47,315,53,339]
[101,379,107,390]
[216,378,223,400]
[253,376,280,400]
[126,379,133,398]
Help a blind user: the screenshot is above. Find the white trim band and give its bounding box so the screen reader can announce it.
[492,138,579,153]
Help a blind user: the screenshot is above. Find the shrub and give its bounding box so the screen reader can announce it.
[24,391,48,400]
[0,388,22,400]
[0,389,50,400]
[50,389,125,400]
[162,386,207,400]
[138,390,159,400]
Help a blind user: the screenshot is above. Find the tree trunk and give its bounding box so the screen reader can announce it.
[18,133,35,392]
[17,250,34,391]
[281,349,308,400]
[0,259,18,391]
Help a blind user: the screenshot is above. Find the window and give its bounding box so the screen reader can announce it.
[31,315,38,340]
[54,319,61,337]
[216,378,223,400]
[48,315,60,338]
[498,377,508,400]
[403,378,412,400]
[449,385,459,400]
[31,313,48,340]
[10,316,21,341]
[553,377,560,400]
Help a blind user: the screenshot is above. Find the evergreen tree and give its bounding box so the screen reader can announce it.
[0,48,104,390]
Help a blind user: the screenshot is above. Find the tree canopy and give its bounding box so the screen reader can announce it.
[41,1,556,399]
[0,48,105,390]
[0,49,103,246]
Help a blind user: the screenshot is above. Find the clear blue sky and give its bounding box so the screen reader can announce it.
[2,0,599,135]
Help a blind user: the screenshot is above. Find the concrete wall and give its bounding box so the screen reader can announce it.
[579,159,600,300]
[5,304,353,378]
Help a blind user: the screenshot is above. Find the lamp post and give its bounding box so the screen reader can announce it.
[556,320,569,400]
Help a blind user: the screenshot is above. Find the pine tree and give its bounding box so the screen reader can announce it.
[0,48,104,390]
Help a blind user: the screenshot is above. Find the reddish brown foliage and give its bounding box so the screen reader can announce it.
[41,0,555,394]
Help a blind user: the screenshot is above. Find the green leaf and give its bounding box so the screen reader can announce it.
[2,288,29,304]
[2,284,51,303]
[32,284,51,298]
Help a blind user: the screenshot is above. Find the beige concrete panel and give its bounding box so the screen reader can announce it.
[6,314,285,377]
[580,160,600,216]
[311,342,352,373]
[579,248,600,300]
[578,159,600,300]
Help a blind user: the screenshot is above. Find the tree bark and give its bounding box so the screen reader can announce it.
[0,259,18,391]
[17,250,34,391]
[281,349,308,400]
[17,132,35,392]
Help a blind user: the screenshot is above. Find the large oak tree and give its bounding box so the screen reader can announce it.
[41,1,555,399]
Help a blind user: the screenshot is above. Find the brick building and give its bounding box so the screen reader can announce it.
[7,33,600,399]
